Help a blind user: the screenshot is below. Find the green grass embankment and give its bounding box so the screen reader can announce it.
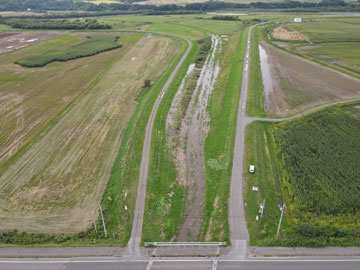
[200,26,249,243]
[247,25,265,117]
[142,40,199,243]
[100,36,190,246]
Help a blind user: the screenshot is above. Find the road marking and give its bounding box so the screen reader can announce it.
[212,257,218,270]
[146,259,153,270]
[1,259,360,264]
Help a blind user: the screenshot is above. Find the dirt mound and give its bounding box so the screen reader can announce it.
[272,26,307,41]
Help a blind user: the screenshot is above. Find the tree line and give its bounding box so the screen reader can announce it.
[0,17,111,30]
[0,0,359,13]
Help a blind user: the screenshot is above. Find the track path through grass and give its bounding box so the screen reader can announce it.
[126,38,192,256]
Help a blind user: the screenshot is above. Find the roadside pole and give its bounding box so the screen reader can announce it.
[276,204,285,237]
[99,205,107,238]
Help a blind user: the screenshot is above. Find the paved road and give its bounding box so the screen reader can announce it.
[1,258,360,270]
[229,24,256,258]
[127,38,192,256]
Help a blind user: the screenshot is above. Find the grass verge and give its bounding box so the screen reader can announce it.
[247,25,265,117]
[142,40,199,242]
[200,26,249,243]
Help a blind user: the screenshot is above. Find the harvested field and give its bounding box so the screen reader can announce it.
[0,32,61,55]
[260,41,360,117]
[272,26,307,41]
[0,35,179,234]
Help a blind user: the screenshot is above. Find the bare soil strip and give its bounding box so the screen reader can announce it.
[260,41,360,117]
[166,35,221,241]
[0,35,179,234]
[272,26,307,41]
[0,32,61,55]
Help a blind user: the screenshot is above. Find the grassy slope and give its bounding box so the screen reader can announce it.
[98,35,187,246]
[247,25,265,117]
[201,26,248,242]
[142,40,198,242]
[246,104,360,247]
[244,121,288,245]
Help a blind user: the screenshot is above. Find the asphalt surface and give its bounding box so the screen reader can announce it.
[1,258,360,270]
[126,38,192,256]
[229,24,256,258]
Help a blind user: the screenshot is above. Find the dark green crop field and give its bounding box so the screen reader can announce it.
[267,104,360,246]
[16,35,122,67]
[273,107,360,216]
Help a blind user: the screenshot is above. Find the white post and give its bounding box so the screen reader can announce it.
[100,205,107,238]
[261,199,265,218]
[276,204,285,237]
[93,219,98,234]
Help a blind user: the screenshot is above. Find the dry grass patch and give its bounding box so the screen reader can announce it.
[0,35,179,234]
[272,26,307,41]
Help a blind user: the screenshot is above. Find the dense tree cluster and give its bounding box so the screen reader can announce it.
[0,17,111,30]
[0,0,358,14]
[211,15,240,21]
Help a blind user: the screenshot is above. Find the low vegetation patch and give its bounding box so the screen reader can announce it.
[16,35,122,67]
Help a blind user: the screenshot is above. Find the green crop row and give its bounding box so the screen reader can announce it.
[16,35,122,67]
[273,106,360,217]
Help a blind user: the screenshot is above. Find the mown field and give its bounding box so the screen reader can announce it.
[0,30,180,246]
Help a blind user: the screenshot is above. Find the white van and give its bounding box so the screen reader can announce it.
[249,165,255,173]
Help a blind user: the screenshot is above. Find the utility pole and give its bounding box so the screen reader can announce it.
[276,204,285,237]
[99,205,107,238]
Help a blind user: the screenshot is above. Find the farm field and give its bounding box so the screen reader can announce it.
[0,32,125,166]
[0,32,180,235]
[270,105,360,246]
[244,121,286,245]
[259,41,360,117]
[275,18,360,77]
[272,25,307,41]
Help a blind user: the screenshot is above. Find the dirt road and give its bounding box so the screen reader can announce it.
[126,38,192,256]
